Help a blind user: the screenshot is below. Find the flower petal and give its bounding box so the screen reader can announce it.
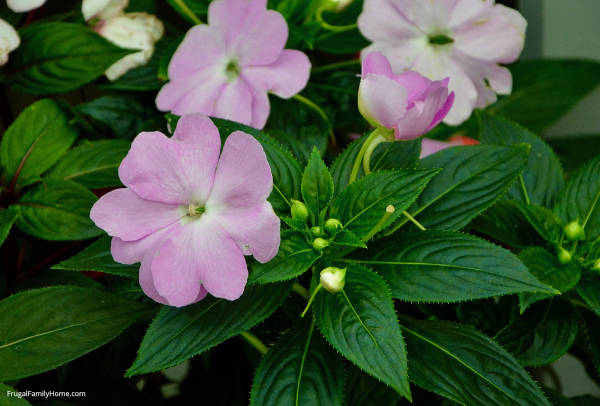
[111,222,179,265]
[447,0,494,28]
[247,83,271,129]
[206,130,273,209]
[167,24,225,78]
[361,51,394,78]
[212,201,280,263]
[394,84,453,140]
[208,0,287,66]
[212,79,253,126]
[7,0,45,13]
[420,138,462,158]
[152,218,248,304]
[0,19,20,66]
[242,50,311,98]
[90,188,183,241]
[358,0,421,41]
[118,125,220,205]
[358,73,408,129]
[82,0,127,20]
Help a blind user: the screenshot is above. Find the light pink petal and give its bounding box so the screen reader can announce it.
[486,64,512,95]
[358,74,408,129]
[394,70,435,104]
[242,50,311,98]
[453,4,526,64]
[392,0,458,32]
[209,0,287,66]
[152,218,248,304]
[361,51,394,78]
[247,84,271,129]
[361,40,428,73]
[212,79,253,126]
[118,128,220,205]
[357,0,421,41]
[111,222,179,265]
[156,66,227,116]
[90,188,183,241]
[420,138,463,159]
[212,201,280,263]
[447,0,494,28]
[168,25,225,78]
[172,113,222,143]
[207,131,273,209]
[394,84,453,140]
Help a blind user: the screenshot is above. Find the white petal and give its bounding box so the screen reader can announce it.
[82,0,128,21]
[7,0,45,13]
[0,19,20,66]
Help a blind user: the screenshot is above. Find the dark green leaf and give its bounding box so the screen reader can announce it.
[345,365,402,406]
[488,59,600,132]
[167,0,208,23]
[0,286,153,381]
[516,203,564,245]
[579,308,600,378]
[495,301,577,367]
[518,247,581,312]
[0,382,31,405]
[1,99,77,188]
[362,230,556,303]
[52,236,138,278]
[329,169,438,239]
[0,208,18,248]
[250,319,344,406]
[46,140,130,188]
[555,154,600,241]
[301,148,334,223]
[249,231,320,284]
[400,316,550,406]
[15,179,101,241]
[7,23,131,94]
[331,229,366,248]
[403,144,529,230]
[314,29,369,54]
[577,273,600,317]
[478,112,564,207]
[314,265,410,398]
[330,135,366,195]
[127,281,292,376]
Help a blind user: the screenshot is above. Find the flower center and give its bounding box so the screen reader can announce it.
[225,59,241,81]
[429,34,454,45]
[187,203,205,217]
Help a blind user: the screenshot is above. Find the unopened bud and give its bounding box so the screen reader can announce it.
[324,218,342,234]
[311,226,325,237]
[320,267,346,293]
[557,247,572,265]
[312,238,330,250]
[592,259,600,272]
[564,221,585,241]
[290,199,309,221]
[321,0,353,12]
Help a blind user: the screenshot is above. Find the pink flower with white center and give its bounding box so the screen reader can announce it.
[358,0,526,125]
[155,0,311,129]
[90,114,281,307]
[358,51,454,140]
[420,135,479,158]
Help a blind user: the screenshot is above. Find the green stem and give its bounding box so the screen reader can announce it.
[292,94,336,147]
[315,6,358,32]
[341,289,377,345]
[300,284,323,317]
[519,175,531,205]
[240,331,269,355]
[349,128,385,184]
[172,0,203,25]
[292,282,309,300]
[362,133,389,175]
[296,317,315,405]
[402,210,426,231]
[312,59,360,74]
[362,205,395,242]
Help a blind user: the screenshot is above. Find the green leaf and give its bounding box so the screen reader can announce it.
[488,59,600,132]
[400,316,551,406]
[127,281,292,376]
[301,148,334,223]
[478,112,564,207]
[14,179,101,241]
[555,154,600,241]
[0,208,18,248]
[361,230,557,303]
[249,231,321,284]
[404,144,529,230]
[314,29,369,54]
[578,308,600,378]
[1,99,77,189]
[516,203,564,245]
[518,248,581,312]
[314,265,410,398]
[77,95,155,139]
[345,365,402,406]
[330,135,366,194]
[250,319,344,406]
[495,301,577,367]
[0,382,32,405]
[212,118,302,212]
[7,22,131,94]
[577,273,600,317]
[331,229,366,248]
[329,169,438,239]
[0,286,153,381]
[52,236,138,278]
[46,140,130,188]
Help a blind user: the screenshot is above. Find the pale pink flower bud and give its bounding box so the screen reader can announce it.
[0,18,19,66]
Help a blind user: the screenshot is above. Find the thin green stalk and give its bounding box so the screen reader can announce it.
[519,175,531,205]
[315,6,358,32]
[402,210,426,231]
[295,317,315,405]
[240,331,269,355]
[349,128,384,184]
[300,284,323,318]
[362,205,395,242]
[292,282,309,300]
[362,133,389,175]
[312,59,360,74]
[172,0,203,25]
[292,94,336,147]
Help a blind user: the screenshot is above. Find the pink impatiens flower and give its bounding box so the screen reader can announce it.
[156,0,311,129]
[90,114,280,307]
[358,51,454,140]
[358,0,526,125]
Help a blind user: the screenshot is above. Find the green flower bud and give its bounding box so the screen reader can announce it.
[557,247,572,265]
[311,226,325,237]
[593,259,600,272]
[564,221,585,241]
[290,199,309,221]
[321,0,353,12]
[324,218,342,234]
[312,237,330,250]
[320,267,347,293]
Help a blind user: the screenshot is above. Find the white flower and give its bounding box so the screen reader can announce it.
[6,0,46,13]
[358,0,526,125]
[0,18,19,66]
[82,0,164,81]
